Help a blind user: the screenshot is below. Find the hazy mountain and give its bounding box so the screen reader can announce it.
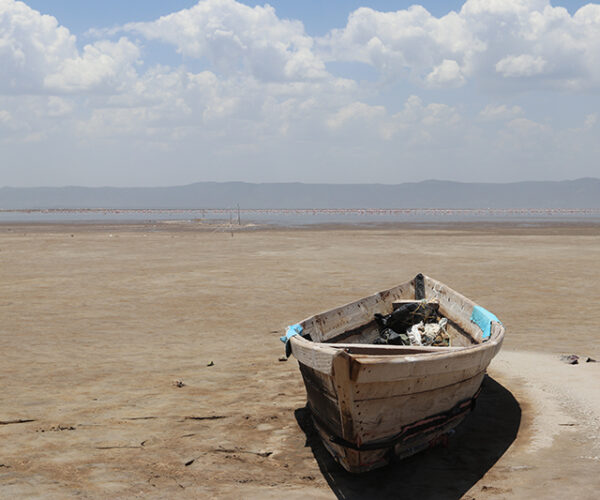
[1,178,599,209]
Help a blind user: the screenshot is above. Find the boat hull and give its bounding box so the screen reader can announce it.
[288,275,504,473]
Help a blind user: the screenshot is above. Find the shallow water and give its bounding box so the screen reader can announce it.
[1,207,600,226]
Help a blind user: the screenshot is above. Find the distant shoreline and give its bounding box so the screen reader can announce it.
[2,218,600,236]
[3,207,600,214]
[2,206,600,226]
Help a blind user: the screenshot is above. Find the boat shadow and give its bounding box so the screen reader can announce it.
[294,375,520,500]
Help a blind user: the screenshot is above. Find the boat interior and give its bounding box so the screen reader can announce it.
[323,303,477,348]
[299,274,489,354]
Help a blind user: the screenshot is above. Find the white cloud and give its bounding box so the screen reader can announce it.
[479,104,523,120]
[388,95,462,145]
[492,116,556,166]
[496,54,546,77]
[320,6,481,84]
[426,59,465,87]
[325,95,463,145]
[44,38,140,92]
[46,96,73,117]
[122,0,327,82]
[0,0,140,93]
[460,0,548,17]
[327,101,386,130]
[1,0,600,185]
[0,0,76,92]
[584,113,597,129]
[319,0,600,91]
[507,117,549,135]
[0,108,11,123]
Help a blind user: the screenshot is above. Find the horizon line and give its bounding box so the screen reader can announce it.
[2,177,599,190]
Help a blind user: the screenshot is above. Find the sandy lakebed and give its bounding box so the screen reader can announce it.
[1,221,599,499]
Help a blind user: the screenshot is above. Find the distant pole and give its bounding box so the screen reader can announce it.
[237,203,241,225]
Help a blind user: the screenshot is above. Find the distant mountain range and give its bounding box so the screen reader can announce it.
[1,178,600,209]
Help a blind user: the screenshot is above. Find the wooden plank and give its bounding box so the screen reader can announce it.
[490,321,505,344]
[299,316,321,340]
[445,320,475,346]
[298,280,414,342]
[312,419,350,465]
[325,320,380,345]
[303,383,342,434]
[354,372,485,443]
[314,295,388,342]
[290,336,337,375]
[423,276,481,341]
[349,344,494,384]
[298,363,336,397]
[325,343,469,354]
[352,364,487,401]
[391,298,440,310]
[311,418,389,473]
[331,352,356,442]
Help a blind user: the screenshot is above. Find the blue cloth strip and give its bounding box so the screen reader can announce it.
[280,323,303,344]
[470,305,501,340]
[281,324,303,358]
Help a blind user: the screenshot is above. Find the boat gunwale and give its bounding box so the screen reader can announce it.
[291,331,502,363]
[290,327,503,380]
[288,274,504,376]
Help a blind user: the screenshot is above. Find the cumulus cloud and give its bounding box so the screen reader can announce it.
[426,59,465,87]
[493,116,556,164]
[1,0,600,185]
[319,0,600,90]
[46,96,73,117]
[0,108,11,123]
[327,101,385,130]
[0,0,140,93]
[388,95,463,146]
[584,113,597,129]
[0,0,75,92]
[122,0,327,82]
[320,6,482,84]
[44,38,140,92]
[479,104,523,121]
[496,54,546,77]
[393,95,461,128]
[507,117,550,135]
[325,95,463,145]
[6,0,599,96]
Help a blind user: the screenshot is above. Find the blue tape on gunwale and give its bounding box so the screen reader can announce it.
[281,324,303,358]
[280,324,303,344]
[470,306,501,340]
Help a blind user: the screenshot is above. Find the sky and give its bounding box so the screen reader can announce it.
[1,0,599,187]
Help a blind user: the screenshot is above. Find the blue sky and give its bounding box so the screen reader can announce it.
[1,0,599,186]
[25,1,594,36]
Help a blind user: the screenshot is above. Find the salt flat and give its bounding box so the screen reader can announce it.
[1,222,599,499]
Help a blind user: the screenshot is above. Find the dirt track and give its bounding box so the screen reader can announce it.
[1,222,599,499]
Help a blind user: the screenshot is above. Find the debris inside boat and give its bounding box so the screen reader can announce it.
[373,299,450,347]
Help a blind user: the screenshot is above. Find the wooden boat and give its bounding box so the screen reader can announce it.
[282,274,504,473]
